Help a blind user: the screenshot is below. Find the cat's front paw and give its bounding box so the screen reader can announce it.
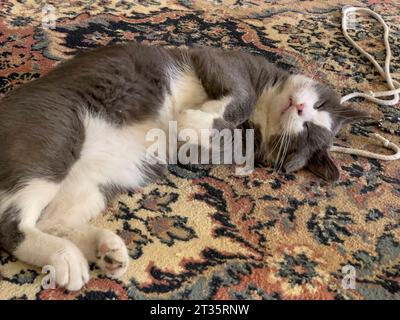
[95,231,129,278]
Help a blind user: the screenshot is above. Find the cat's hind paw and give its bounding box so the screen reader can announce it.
[49,243,90,291]
[95,231,129,278]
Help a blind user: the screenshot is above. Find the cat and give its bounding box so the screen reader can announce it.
[0,43,367,291]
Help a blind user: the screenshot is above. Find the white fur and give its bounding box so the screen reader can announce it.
[161,66,231,146]
[7,112,157,290]
[2,65,336,291]
[4,65,232,291]
[177,96,231,132]
[0,179,91,291]
[36,112,153,285]
[161,64,209,122]
[38,112,155,227]
[37,68,230,290]
[9,68,339,291]
[252,74,333,143]
[0,179,60,228]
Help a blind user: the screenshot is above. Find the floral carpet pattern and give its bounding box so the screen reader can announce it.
[0,0,399,300]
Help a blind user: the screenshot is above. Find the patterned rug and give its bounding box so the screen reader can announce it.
[0,0,399,300]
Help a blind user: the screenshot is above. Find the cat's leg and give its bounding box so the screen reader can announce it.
[37,182,129,279]
[176,107,221,155]
[39,223,129,278]
[177,96,233,134]
[0,179,90,291]
[190,51,257,127]
[176,97,238,164]
[176,92,255,171]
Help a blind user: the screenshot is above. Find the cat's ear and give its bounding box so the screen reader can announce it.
[306,149,340,181]
[283,153,308,174]
[337,105,370,124]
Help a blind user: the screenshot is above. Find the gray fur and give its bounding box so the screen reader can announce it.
[314,83,369,134]
[282,122,338,180]
[0,43,367,255]
[99,161,168,203]
[190,48,289,126]
[140,161,168,185]
[99,184,127,204]
[0,44,176,253]
[0,206,24,252]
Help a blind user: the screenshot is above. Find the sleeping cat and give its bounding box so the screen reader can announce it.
[0,43,367,291]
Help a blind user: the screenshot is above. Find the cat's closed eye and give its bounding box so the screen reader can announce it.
[314,101,325,109]
[304,122,310,138]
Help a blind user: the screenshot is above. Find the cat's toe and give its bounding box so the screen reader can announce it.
[96,231,129,278]
[49,244,90,291]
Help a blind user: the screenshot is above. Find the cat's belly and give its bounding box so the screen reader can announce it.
[69,112,157,190]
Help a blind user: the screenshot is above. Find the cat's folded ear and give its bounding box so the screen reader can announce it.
[283,153,307,174]
[336,104,371,125]
[306,149,340,181]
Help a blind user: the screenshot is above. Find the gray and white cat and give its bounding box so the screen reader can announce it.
[0,43,367,291]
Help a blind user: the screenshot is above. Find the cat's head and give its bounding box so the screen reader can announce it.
[253,74,369,181]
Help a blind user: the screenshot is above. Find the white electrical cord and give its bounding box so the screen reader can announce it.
[329,6,400,160]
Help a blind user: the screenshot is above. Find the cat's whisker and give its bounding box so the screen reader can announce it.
[274,129,287,171]
[275,121,290,171]
[279,137,290,172]
[267,129,285,160]
[276,133,286,170]
[285,117,295,161]
[325,110,369,121]
[267,123,288,164]
[278,116,293,171]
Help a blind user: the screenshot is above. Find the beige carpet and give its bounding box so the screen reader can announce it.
[0,0,399,299]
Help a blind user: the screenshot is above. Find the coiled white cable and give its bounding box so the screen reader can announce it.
[329,6,400,160]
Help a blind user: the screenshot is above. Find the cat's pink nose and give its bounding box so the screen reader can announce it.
[284,99,305,115]
[294,103,305,115]
[295,103,305,111]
